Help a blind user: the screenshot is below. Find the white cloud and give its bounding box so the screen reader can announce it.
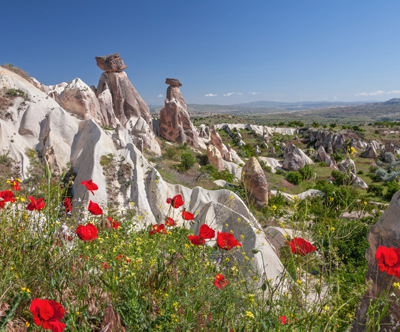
[223,92,235,97]
[157,94,163,98]
[249,92,262,95]
[387,90,400,94]
[205,93,217,97]
[333,96,337,100]
[236,92,243,95]
[355,90,385,96]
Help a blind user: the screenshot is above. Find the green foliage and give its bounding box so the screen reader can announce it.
[331,170,347,186]
[311,122,320,128]
[319,162,327,167]
[237,144,255,158]
[329,123,337,128]
[201,164,234,182]
[331,152,344,163]
[367,184,384,197]
[285,171,302,185]
[275,169,285,176]
[298,164,312,180]
[384,180,400,200]
[342,125,349,129]
[287,120,304,127]
[176,152,197,172]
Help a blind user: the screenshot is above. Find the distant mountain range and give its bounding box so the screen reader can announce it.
[149,100,376,116]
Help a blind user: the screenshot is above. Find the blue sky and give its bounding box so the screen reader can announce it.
[2,0,400,105]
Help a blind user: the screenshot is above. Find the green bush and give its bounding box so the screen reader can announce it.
[237,144,255,158]
[384,180,400,200]
[331,170,346,186]
[331,152,344,163]
[285,172,303,185]
[299,164,313,180]
[367,184,384,197]
[319,162,327,167]
[201,164,234,182]
[275,169,285,176]
[357,170,364,175]
[177,152,197,172]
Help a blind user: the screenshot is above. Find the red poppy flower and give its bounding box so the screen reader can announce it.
[116,254,127,261]
[217,232,242,250]
[149,224,167,235]
[26,196,45,211]
[88,200,103,215]
[182,210,195,220]
[107,217,120,229]
[76,223,98,241]
[376,246,400,278]
[10,180,20,191]
[199,224,215,239]
[165,217,176,226]
[67,236,73,242]
[279,316,286,325]
[63,198,71,213]
[289,238,316,256]
[102,262,110,269]
[30,299,66,332]
[0,190,16,208]
[79,255,89,261]
[166,194,184,208]
[188,235,206,245]
[214,274,229,289]
[81,179,98,195]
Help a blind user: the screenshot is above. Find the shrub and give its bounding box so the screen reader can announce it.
[367,184,384,197]
[331,170,346,186]
[177,152,197,172]
[237,144,255,158]
[285,172,303,185]
[298,164,313,180]
[263,166,272,173]
[357,170,364,175]
[331,152,344,163]
[201,164,234,183]
[330,123,337,128]
[319,162,327,167]
[275,169,285,176]
[311,122,320,128]
[384,180,400,200]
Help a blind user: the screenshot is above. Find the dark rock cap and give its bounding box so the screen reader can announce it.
[95,53,127,72]
[165,78,182,87]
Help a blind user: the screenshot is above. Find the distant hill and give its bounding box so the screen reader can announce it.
[233,100,373,110]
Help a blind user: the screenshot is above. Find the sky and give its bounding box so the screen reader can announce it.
[2,0,400,105]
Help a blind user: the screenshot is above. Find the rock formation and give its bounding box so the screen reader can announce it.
[95,53,127,72]
[198,124,209,139]
[362,144,378,158]
[309,130,366,154]
[242,157,269,206]
[95,53,160,155]
[0,67,284,283]
[283,144,314,171]
[207,144,223,171]
[159,78,199,148]
[209,124,230,160]
[315,146,337,168]
[338,157,368,189]
[49,78,103,122]
[353,190,400,331]
[255,145,261,156]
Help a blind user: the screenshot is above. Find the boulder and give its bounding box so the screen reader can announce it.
[198,124,209,139]
[95,53,127,72]
[209,124,230,161]
[207,144,224,172]
[241,157,268,206]
[255,145,261,156]
[386,142,396,154]
[315,146,337,168]
[353,190,400,331]
[283,144,314,171]
[362,144,378,158]
[159,79,199,148]
[51,78,103,122]
[269,146,276,156]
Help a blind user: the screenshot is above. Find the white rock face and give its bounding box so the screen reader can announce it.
[50,78,103,122]
[258,156,283,173]
[270,189,323,202]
